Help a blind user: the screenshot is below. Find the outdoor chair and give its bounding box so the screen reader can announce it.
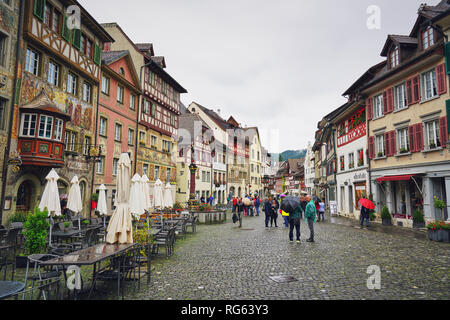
[93,245,141,300]
[8,278,62,301]
[0,245,15,281]
[0,229,7,243]
[175,218,188,240]
[186,215,198,233]
[24,254,62,301]
[72,228,96,251]
[153,227,176,259]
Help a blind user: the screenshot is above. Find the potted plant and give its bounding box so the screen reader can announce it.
[369,211,377,221]
[440,222,450,243]
[427,221,441,241]
[434,196,446,221]
[377,152,383,158]
[358,158,364,167]
[7,211,29,228]
[63,221,71,232]
[82,220,90,228]
[400,147,408,154]
[381,206,392,226]
[91,193,99,211]
[17,207,50,268]
[412,210,425,229]
[429,142,436,149]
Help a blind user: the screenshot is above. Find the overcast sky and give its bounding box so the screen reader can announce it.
[79,0,439,154]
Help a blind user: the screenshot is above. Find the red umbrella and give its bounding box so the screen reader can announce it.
[359,198,375,210]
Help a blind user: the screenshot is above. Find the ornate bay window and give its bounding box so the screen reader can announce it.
[18,89,70,167]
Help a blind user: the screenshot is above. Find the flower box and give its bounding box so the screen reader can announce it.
[438,229,450,243]
[428,229,439,241]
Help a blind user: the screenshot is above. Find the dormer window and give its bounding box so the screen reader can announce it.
[422,26,434,50]
[390,46,399,68]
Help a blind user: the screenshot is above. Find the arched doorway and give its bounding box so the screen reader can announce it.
[16,181,33,212]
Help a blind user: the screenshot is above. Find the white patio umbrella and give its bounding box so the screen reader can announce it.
[67,175,83,230]
[163,183,174,218]
[141,175,152,212]
[129,173,146,220]
[97,184,108,228]
[106,153,133,244]
[39,169,61,246]
[153,179,164,224]
[153,179,164,209]
[141,175,152,225]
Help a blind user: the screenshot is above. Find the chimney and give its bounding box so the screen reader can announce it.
[217,109,221,116]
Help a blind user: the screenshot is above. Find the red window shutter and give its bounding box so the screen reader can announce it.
[383,90,388,114]
[436,64,447,95]
[440,116,448,147]
[369,136,375,159]
[384,132,390,156]
[413,75,421,103]
[406,79,413,105]
[415,123,424,151]
[408,125,416,153]
[391,131,397,155]
[366,98,373,120]
[387,87,394,113]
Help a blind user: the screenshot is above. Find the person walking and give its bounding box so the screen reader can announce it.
[300,196,307,217]
[255,196,261,216]
[271,198,279,227]
[304,195,317,243]
[360,205,370,229]
[318,199,325,222]
[232,197,238,214]
[249,197,254,217]
[264,197,273,228]
[289,203,303,243]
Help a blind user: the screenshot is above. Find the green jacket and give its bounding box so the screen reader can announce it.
[304,200,316,223]
[289,205,303,220]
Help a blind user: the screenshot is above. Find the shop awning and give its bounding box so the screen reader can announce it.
[376,174,416,183]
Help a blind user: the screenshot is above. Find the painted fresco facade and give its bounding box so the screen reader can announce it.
[0,0,20,223]
[1,0,113,222]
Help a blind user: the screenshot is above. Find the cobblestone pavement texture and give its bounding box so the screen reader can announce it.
[127,215,450,300]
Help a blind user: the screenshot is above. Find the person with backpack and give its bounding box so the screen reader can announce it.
[232,197,238,214]
[264,197,273,228]
[289,203,303,244]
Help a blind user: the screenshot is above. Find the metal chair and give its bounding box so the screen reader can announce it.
[24,254,62,300]
[8,278,62,301]
[72,228,96,251]
[0,245,14,281]
[93,245,141,300]
[154,227,176,259]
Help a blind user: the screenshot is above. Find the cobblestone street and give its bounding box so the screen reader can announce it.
[127,215,450,300]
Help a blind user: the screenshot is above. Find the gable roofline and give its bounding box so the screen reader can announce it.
[101,50,142,92]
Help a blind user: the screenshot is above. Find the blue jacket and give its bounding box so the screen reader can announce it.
[264,200,273,216]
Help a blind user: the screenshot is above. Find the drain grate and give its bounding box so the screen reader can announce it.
[268,275,298,283]
[239,228,255,231]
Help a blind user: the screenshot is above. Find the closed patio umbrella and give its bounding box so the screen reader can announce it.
[153,179,164,209]
[39,169,61,246]
[106,153,133,244]
[163,183,174,209]
[129,173,146,220]
[97,184,108,228]
[141,175,151,224]
[67,175,83,231]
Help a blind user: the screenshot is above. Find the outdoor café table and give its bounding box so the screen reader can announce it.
[51,225,102,244]
[38,243,136,299]
[0,281,25,300]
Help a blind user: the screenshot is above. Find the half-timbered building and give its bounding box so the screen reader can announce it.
[3,0,113,217]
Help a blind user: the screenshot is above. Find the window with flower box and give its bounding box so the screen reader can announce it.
[357,149,364,167]
[348,152,355,169]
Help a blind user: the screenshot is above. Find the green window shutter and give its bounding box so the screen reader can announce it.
[61,16,71,42]
[445,42,450,75]
[72,29,81,50]
[94,44,101,65]
[34,0,46,21]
